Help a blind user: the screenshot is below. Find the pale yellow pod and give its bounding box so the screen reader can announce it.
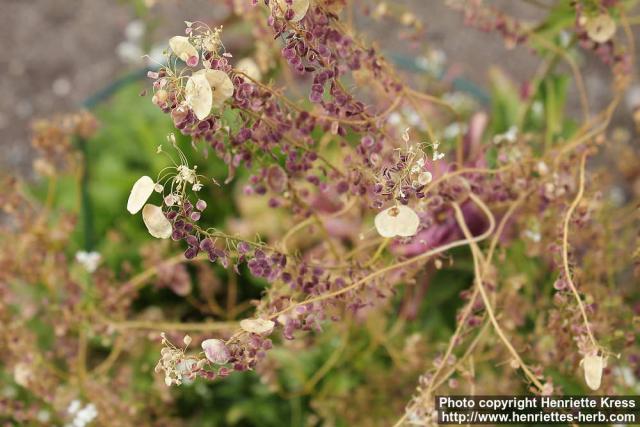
[169,36,198,62]
[374,205,420,238]
[273,0,310,23]
[236,58,262,82]
[142,204,173,239]
[127,175,155,214]
[192,69,235,108]
[240,318,276,335]
[585,14,616,44]
[582,354,604,390]
[185,72,213,120]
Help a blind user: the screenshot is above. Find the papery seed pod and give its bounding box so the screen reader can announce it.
[127,176,155,214]
[201,339,231,364]
[585,14,616,44]
[195,69,235,109]
[142,204,172,239]
[418,171,433,186]
[185,73,213,120]
[236,58,262,81]
[169,36,198,63]
[266,165,288,193]
[374,205,420,238]
[240,318,275,335]
[582,353,605,390]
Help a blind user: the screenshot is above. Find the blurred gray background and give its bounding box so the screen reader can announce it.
[0,0,638,174]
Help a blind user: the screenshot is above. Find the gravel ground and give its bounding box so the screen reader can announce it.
[0,0,637,175]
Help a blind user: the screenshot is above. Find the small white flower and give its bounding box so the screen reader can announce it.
[177,165,197,184]
[388,112,401,125]
[407,111,420,126]
[493,126,518,145]
[142,204,172,239]
[201,339,230,364]
[581,353,605,391]
[76,403,97,425]
[202,35,221,53]
[618,366,639,390]
[127,175,155,214]
[192,183,203,191]
[66,400,97,427]
[240,318,275,335]
[585,14,616,44]
[236,58,262,81]
[153,183,164,193]
[536,161,549,176]
[443,122,467,139]
[67,400,82,415]
[523,229,541,243]
[185,72,213,120]
[116,41,144,65]
[272,0,310,22]
[169,36,198,63]
[374,205,420,238]
[37,410,51,423]
[13,363,32,387]
[125,20,145,41]
[75,251,102,273]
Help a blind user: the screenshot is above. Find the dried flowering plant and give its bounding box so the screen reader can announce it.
[2,0,640,425]
[134,0,640,415]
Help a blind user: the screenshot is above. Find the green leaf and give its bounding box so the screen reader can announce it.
[540,74,569,145]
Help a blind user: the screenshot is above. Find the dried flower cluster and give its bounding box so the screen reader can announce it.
[2,0,640,425]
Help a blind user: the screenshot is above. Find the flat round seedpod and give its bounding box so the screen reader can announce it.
[169,36,199,62]
[586,14,616,44]
[185,72,213,120]
[193,69,235,108]
[142,204,173,239]
[374,205,420,238]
